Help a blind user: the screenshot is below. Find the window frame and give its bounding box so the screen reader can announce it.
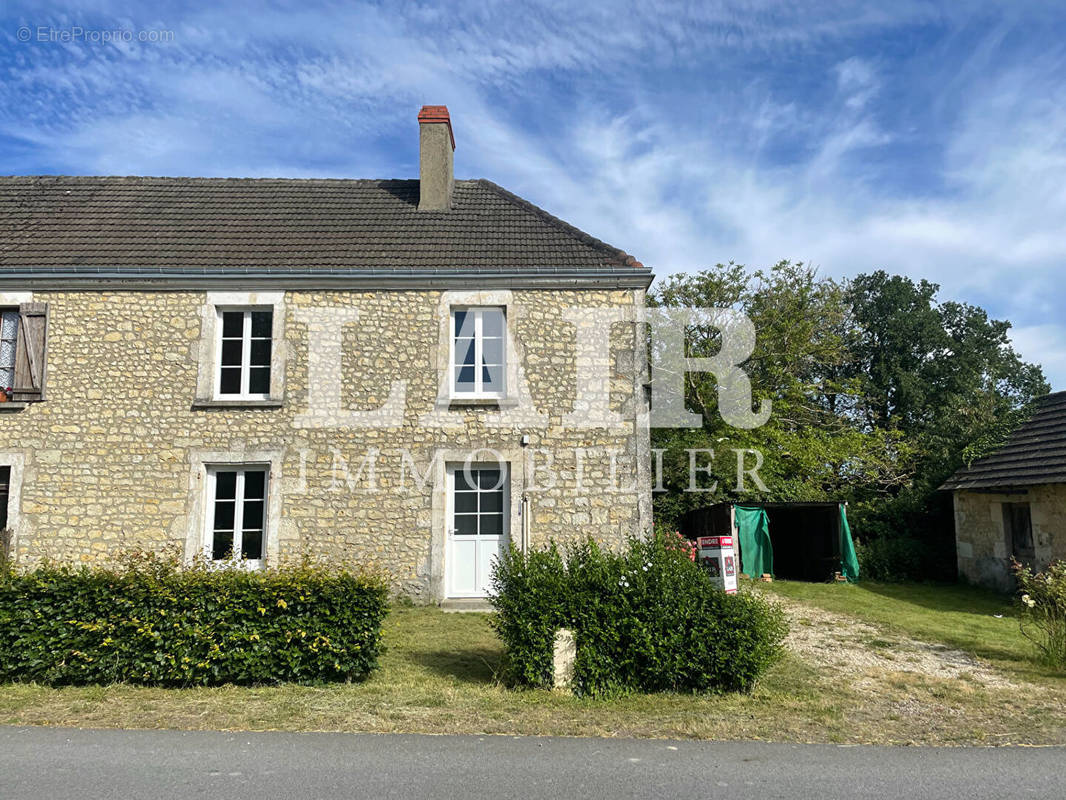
[1003,501,1035,563]
[213,307,273,401]
[449,306,506,400]
[203,464,270,570]
[0,464,10,532]
[450,463,509,538]
[0,308,18,394]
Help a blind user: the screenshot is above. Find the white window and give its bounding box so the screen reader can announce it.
[450,307,505,399]
[205,466,268,568]
[0,310,17,395]
[216,308,272,399]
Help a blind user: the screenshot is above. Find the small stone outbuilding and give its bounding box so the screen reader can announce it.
[941,391,1066,591]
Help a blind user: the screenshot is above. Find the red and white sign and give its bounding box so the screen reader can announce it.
[697,536,737,594]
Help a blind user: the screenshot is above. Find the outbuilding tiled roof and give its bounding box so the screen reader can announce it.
[0,176,649,277]
[940,391,1066,491]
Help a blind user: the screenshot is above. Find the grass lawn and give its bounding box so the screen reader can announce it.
[762,579,1063,683]
[1,586,1064,745]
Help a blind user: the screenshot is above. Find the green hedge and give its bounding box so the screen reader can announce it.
[490,535,787,696]
[0,554,388,686]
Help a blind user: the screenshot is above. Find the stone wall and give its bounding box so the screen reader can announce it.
[953,484,1066,591]
[1,288,651,601]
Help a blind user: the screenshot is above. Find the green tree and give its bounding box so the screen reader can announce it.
[649,263,1048,582]
[844,272,1048,558]
[649,262,910,530]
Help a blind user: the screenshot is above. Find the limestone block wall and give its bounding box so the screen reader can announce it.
[0,288,651,600]
[953,484,1066,591]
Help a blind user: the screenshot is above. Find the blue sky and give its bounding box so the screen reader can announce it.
[3,1,1065,388]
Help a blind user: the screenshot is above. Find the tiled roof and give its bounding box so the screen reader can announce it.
[940,391,1066,490]
[0,176,649,276]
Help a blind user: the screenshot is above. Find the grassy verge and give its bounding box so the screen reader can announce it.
[0,590,1064,744]
[0,607,846,742]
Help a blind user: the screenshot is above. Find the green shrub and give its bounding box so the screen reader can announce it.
[490,535,787,696]
[848,492,958,582]
[855,536,927,582]
[490,543,568,688]
[0,553,389,686]
[1011,558,1066,668]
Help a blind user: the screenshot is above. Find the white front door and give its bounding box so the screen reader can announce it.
[446,462,509,598]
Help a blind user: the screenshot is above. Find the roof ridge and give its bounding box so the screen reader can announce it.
[1036,390,1066,403]
[471,178,646,270]
[0,175,419,184]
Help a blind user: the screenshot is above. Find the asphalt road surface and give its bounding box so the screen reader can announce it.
[1,726,1063,799]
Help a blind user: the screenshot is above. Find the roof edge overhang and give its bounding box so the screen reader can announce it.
[0,267,655,291]
[940,481,1064,493]
[734,501,843,509]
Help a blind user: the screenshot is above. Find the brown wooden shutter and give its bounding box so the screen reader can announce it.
[12,302,48,402]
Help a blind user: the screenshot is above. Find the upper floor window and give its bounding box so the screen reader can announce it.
[0,310,17,395]
[216,309,272,399]
[451,307,505,399]
[0,303,48,403]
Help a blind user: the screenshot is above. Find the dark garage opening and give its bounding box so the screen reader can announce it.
[680,501,845,582]
[761,503,840,581]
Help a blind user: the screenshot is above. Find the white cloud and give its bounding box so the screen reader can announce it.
[1,0,1064,385]
[834,57,879,109]
[1010,325,1066,391]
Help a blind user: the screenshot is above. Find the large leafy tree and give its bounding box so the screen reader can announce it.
[649,262,910,528]
[843,271,1048,546]
[649,263,1049,564]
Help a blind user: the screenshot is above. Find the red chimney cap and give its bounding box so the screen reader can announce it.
[418,105,455,149]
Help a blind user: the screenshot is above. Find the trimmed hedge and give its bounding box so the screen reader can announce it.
[0,554,388,686]
[490,535,787,696]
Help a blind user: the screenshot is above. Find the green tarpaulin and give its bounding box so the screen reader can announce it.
[839,504,860,582]
[734,506,773,578]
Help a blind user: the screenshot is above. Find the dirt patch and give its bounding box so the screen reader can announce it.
[774,595,1018,689]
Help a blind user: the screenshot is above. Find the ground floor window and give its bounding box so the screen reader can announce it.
[452,465,507,536]
[206,466,268,567]
[1003,501,1034,564]
[0,465,9,530]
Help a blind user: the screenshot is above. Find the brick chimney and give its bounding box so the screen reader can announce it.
[417,105,455,211]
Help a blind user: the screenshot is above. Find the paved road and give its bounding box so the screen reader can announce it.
[1,726,1063,799]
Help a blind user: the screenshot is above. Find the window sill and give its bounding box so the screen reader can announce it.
[0,402,27,413]
[448,397,510,408]
[191,399,284,410]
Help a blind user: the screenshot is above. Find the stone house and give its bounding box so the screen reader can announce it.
[941,390,1066,591]
[0,106,654,603]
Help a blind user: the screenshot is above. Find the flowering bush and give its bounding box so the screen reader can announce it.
[663,530,697,561]
[490,532,787,696]
[1011,558,1066,668]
